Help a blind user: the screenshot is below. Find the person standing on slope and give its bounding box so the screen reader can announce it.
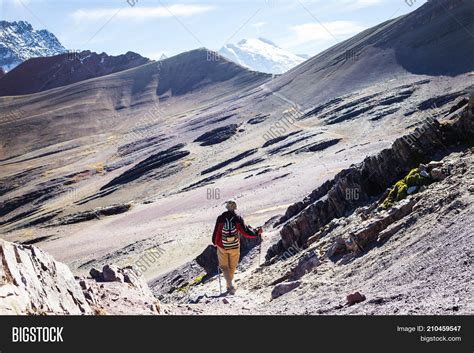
[212,200,263,295]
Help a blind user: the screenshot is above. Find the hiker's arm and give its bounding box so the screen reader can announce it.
[212,219,223,245]
[236,216,259,239]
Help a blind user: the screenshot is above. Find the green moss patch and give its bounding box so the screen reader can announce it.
[382,168,432,209]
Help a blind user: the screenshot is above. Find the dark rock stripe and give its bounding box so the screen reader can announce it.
[100,144,189,190]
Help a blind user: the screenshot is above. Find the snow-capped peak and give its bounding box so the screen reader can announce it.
[219,38,307,75]
[0,20,66,72]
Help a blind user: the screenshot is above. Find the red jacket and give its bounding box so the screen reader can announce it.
[212,211,258,249]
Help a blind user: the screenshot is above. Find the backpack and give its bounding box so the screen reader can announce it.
[221,216,240,250]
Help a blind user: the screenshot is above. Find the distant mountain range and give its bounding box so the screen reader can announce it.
[219,38,307,74]
[0,50,151,96]
[0,21,305,76]
[0,20,66,72]
[0,0,473,318]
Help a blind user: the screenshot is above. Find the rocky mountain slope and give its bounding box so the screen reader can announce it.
[219,38,306,74]
[0,0,473,316]
[0,50,151,96]
[154,99,473,315]
[264,0,474,108]
[1,97,471,315]
[0,20,66,72]
[0,239,160,315]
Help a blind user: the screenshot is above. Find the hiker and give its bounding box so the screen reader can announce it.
[212,200,262,295]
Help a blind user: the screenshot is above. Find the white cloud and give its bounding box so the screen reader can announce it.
[71,4,215,22]
[298,0,383,8]
[342,0,383,10]
[251,21,267,29]
[285,21,367,48]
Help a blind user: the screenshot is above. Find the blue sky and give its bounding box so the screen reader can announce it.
[1,0,426,59]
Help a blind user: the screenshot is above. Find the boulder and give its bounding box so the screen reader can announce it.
[102,264,123,282]
[430,168,448,181]
[0,240,92,315]
[326,237,347,258]
[121,266,152,296]
[289,252,320,280]
[346,292,366,306]
[427,161,443,169]
[196,245,219,275]
[89,267,103,281]
[271,281,301,299]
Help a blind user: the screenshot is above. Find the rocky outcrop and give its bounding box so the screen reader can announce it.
[323,197,417,258]
[0,240,161,315]
[248,114,270,125]
[288,138,341,154]
[196,245,219,275]
[80,265,161,315]
[46,204,132,226]
[262,131,301,148]
[0,240,92,315]
[100,144,190,191]
[276,179,335,226]
[296,148,473,269]
[269,96,474,259]
[194,124,238,146]
[201,149,258,175]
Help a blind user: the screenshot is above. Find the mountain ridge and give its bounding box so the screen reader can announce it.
[264,0,474,108]
[0,50,151,96]
[0,20,66,72]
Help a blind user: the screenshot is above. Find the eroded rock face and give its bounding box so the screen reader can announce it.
[0,240,92,315]
[80,265,160,315]
[270,99,474,258]
[0,240,161,315]
[88,264,152,294]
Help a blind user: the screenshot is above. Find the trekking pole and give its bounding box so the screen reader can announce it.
[217,265,222,295]
[258,227,262,266]
[258,242,261,266]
